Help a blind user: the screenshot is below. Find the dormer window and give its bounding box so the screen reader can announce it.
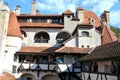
[89,18,95,25]
[34,31,50,43]
[81,31,89,37]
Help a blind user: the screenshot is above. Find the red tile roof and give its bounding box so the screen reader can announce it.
[84,10,101,27]
[63,10,74,15]
[18,46,60,54]
[0,72,15,80]
[77,7,84,11]
[55,46,92,54]
[80,41,120,61]
[18,14,62,17]
[18,46,91,54]
[7,12,22,38]
[19,23,64,28]
[101,24,118,45]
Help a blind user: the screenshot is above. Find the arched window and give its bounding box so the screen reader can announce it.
[21,30,27,37]
[34,31,50,43]
[81,31,89,37]
[56,31,71,43]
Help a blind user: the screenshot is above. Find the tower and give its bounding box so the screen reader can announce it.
[0,2,10,75]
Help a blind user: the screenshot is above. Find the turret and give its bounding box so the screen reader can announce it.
[0,2,10,75]
[31,0,37,15]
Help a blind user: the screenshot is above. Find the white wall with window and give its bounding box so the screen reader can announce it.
[20,28,62,47]
[78,26,101,48]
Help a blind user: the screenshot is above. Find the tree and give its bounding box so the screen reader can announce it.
[110,26,120,38]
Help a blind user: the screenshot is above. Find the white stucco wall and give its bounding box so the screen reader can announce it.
[0,5,10,75]
[21,28,62,47]
[78,27,101,48]
[4,36,22,73]
[63,15,79,33]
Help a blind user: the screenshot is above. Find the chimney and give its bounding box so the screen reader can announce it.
[31,0,37,15]
[76,7,84,24]
[101,10,110,25]
[0,0,3,7]
[15,5,21,15]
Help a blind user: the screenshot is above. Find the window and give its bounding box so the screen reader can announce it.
[18,18,28,22]
[32,19,40,22]
[67,15,71,18]
[40,19,47,22]
[52,19,60,23]
[14,54,17,62]
[57,56,64,63]
[34,31,50,43]
[56,31,71,43]
[12,66,17,73]
[65,55,73,64]
[81,31,89,37]
[89,18,95,25]
[21,30,27,37]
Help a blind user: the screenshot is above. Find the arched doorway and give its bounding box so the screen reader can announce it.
[20,73,35,80]
[41,75,61,80]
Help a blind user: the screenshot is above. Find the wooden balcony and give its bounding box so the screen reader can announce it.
[17,62,81,73]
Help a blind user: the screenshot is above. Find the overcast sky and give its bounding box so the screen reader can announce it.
[3,0,120,27]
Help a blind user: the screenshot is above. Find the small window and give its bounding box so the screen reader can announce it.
[12,66,17,73]
[87,45,90,48]
[57,56,64,63]
[67,15,71,18]
[89,18,95,25]
[81,31,89,37]
[14,54,17,62]
[82,45,84,48]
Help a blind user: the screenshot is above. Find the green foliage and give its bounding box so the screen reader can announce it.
[110,26,120,38]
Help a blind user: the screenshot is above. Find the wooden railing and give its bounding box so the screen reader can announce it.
[81,72,120,80]
[17,63,81,73]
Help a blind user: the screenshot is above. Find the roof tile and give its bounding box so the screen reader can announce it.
[63,10,74,15]
[18,46,60,54]
[7,12,22,38]
[84,10,101,27]
[19,23,64,28]
[55,46,92,54]
[0,72,15,80]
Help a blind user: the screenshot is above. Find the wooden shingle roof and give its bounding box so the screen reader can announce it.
[80,41,120,61]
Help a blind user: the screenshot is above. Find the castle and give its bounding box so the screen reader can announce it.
[0,0,117,80]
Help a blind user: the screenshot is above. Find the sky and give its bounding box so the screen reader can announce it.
[2,0,120,27]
